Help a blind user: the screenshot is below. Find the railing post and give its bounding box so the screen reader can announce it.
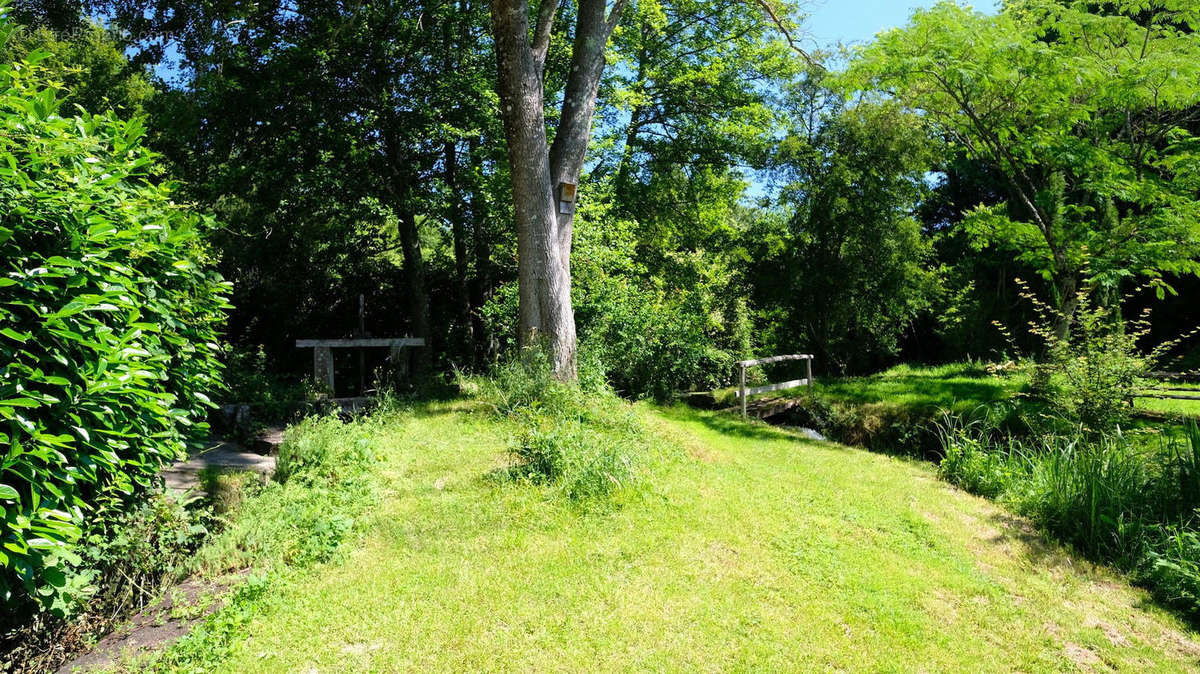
[805,354,813,388]
[740,362,747,418]
[314,346,335,394]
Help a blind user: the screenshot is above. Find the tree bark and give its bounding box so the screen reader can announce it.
[467,137,493,366]
[490,0,625,380]
[1053,271,1080,342]
[445,141,475,354]
[397,209,432,376]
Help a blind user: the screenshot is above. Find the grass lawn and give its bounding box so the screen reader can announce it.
[805,362,1020,412]
[715,362,1200,425]
[714,363,1021,413]
[163,402,1200,672]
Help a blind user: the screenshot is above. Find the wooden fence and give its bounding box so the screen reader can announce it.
[737,354,814,417]
[1136,371,1200,402]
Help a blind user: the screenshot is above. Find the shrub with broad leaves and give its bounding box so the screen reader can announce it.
[0,11,229,615]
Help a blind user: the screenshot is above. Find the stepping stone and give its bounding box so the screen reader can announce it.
[250,426,286,455]
[162,440,276,493]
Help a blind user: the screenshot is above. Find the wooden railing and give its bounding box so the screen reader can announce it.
[295,337,424,394]
[1136,371,1200,402]
[737,354,814,417]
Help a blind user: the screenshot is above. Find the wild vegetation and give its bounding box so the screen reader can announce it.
[3,0,1200,668]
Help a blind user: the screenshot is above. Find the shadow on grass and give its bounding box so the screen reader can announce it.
[655,404,848,447]
[981,510,1080,572]
[817,376,1013,410]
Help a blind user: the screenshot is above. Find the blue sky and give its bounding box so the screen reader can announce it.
[802,0,1000,47]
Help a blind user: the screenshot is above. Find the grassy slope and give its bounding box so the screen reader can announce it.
[184,403,1198,672]
[719,362,1200,421]
[806,363,1018,412]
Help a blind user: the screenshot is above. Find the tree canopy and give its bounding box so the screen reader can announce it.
[849,0,1200,334]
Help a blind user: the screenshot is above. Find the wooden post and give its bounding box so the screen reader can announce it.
[805,355,813,389]
[389,344,410,382]
[358,294,366,395]
[740,363,747,418]
[314,346,335,394]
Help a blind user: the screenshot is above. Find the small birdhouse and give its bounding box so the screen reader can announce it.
[558,182,577,214]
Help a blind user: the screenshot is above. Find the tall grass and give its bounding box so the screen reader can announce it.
[189,412,382,575]
[937,415,1200,620]
[460,351,658,502]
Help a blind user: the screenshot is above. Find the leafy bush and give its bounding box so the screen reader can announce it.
[190,413,379,575]
[464,351,652,502]
[1005,278,1156,433]
[1144,527,1200,618]
[274,414,375,486]
[0,490,212,672]
[72,492,211,616]
[936,417,1011,499]
[219,343,320,410]
[0,13,229,613]
[481,205,752,400]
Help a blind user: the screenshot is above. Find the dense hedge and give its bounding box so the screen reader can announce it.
[0,22,229,613]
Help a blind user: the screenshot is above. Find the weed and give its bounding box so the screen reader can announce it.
[463,350,655,502]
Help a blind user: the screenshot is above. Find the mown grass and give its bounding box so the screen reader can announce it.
[806,362,1021,413]
[147,402,1200,672]
[715,363,1022,413]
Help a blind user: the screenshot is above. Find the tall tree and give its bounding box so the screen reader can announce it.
[752,85,937,373]
[490,0,628,379]
[595,0,803,274]
[849,0,1200,338]
[136,1,504,379]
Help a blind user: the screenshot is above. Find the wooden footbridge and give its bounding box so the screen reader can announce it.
[735,354,814,418]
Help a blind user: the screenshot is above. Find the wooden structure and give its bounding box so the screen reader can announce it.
[296,337,424,394]
[1135,371,1200,403]
[737,354,814,417]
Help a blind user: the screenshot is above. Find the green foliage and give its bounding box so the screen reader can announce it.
[752,93,938,373]
[572,210,753,398]
[219,344,322,414]
[0,20,155,118]
[1038,327,1146,434]
[849,0,1200,328]
[190,414,379,576]
[1004,278,1175,433]
[483,202,753,399]
[0,11,229,613]
[0,489,211,673]
[73,491,211,615]
[273,415,375,487]
[464,351,654,502]
[600,0,804,251]
[1144,527,1200,618]
[935,415,1013,499]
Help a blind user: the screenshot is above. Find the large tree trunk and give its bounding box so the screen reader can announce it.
[468,137,493,366]
[1052,271,1080,343]
[490,0,625,380]
[397,209,432,376]
[445,141,475,356]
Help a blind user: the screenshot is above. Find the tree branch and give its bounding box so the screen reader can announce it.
[532,0,559,74]
[753,0,823,70]
[606,0,629,35]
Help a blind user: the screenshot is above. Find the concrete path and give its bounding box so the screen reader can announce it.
[161,430,284,493]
